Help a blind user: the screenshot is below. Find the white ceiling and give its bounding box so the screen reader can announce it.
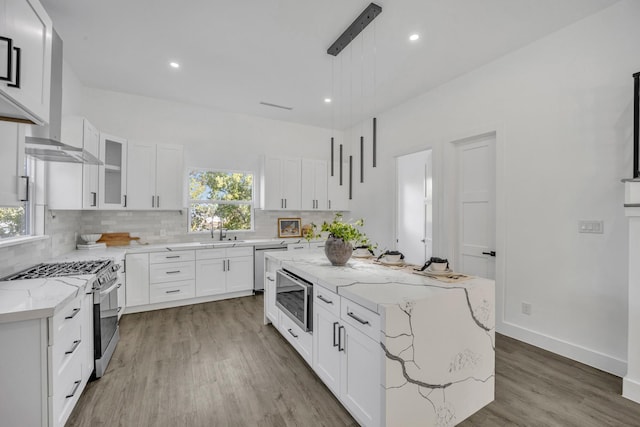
[41,0,619,130]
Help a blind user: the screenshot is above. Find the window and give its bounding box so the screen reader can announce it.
[188,169,254,233]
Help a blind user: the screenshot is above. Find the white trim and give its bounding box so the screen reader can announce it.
[623,378,640,403]
[498,320,627,376]
[0,235,49,249]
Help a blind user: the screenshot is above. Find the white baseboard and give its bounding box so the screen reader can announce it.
[497,320,627,377]
[623,377,640,403]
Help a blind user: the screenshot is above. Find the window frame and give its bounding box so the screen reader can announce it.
[187,168,255,234]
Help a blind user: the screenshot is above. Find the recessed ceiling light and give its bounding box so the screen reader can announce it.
[169,62,180,68]
[409,34,420,42]
[324,98,332,103]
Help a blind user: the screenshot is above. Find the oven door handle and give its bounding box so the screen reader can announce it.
[98,280,119,297]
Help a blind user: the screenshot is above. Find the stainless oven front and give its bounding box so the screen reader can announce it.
[93,273,120,378]
[275,269,313,332]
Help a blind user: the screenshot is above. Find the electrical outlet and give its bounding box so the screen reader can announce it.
[522,302,532,316]
[578,220,604,234]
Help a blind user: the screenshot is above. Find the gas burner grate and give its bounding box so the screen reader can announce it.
[2,260,113,281]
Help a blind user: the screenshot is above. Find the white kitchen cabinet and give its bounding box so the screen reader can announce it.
[301,158,328,210]
[287,241,326,251]
[81,291,94,384]
[126,141,184,210]
[116,257,126,320]
[195,246,253,296]
[263,256,280,326]
[261,155,301,210]
[125,253,150,307]
[312,290,381,427]
[0,120,26,206]
[149,250,195,304]
[99,133,127,209]
[278,308,313,365]
[47,117,100,210]
[0,0,52,124]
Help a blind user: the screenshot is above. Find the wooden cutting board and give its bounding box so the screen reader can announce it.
[97,232,141,246]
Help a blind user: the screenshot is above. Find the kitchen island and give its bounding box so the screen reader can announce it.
[264,250,495,427]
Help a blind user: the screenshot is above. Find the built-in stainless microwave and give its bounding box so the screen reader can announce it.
[276,269,313,332]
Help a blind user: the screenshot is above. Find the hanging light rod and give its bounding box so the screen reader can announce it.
[327,3,382,56]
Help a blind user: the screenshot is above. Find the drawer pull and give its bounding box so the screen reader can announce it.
[333,322,339,347]
[165,289,181,294]
[338,325,345,352]
[65,339,82,355]
[317,295,334,305]
[347,311,370,325]
[292,246,304,250]
[65,308,81,320]
[117,307,122,313]
[65,380,82,399]
[166,270,181,274]
[165,255,180,259]
[287,328,298,339]
[267,277,274,282]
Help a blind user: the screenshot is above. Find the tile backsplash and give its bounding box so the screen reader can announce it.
[0,208,340,277]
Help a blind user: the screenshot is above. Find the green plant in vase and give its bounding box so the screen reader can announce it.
[306,213,374,265]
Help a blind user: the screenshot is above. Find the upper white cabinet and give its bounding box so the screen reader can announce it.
[301,158,328,210]
[47,117,100,210]
[0,0,52,124]
[261,156,301,210]
[327,170,349,211]
[99,133,127,209]
[127,141,183,210]
[0,120,26,206]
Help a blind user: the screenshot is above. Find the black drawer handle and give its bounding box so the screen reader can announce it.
[0,37,13,82]
[66,380,82,399]
[347,311,370,325]
[65,308,81,320]
[333,322,339,347]
[165,255,180,259]
[117,307,122,313]
[165,289,180,294]
[19,176,29,202]
[166,270,181,274]
[287,328,298,339]
[7,46,20,88]
[317,295,334,305]
[482,251,496,257]
[65,339,81,355]
[338,325,345,352]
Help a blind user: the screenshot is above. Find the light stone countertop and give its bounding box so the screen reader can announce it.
[0,274,94,323]
[265,249,494,314]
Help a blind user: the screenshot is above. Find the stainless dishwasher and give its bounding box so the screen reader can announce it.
[254,243,287,292]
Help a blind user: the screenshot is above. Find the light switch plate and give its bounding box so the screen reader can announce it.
[578,220,604,234]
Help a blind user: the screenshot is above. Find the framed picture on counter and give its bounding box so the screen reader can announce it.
[278,217,302,238]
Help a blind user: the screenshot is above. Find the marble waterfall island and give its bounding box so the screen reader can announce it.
[266,251,495,427]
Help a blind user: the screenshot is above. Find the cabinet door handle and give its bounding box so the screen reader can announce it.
[19,175,29,202]
[0,37,13,82]
[482,251,496,257]
[156,195,160,208]
[267,277,274,282]
[65,339,82,355]
[333,321,339,347]
[328,200,331,209]
[65,380,82,399]
[166,270,181,274]
[91,192,97,207]
[7,46,20,88]
[280,199,283,209]
[284,199,287,208]
[347,311,370,325]
[317,295,334,305]
[222,259,226,272]
[65,308,81,320]
[152,195,155,207]
[117,306,122,313]
[227,259,230,271]
[165,289,180,294]
[287,328,298,339]
[123,195,127,207]
[338,325,345,352]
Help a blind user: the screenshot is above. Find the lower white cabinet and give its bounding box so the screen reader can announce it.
[278,308,312,365]
[195,247,253,297]
[312,290,381,427]
[264,258,279,326]
[125,253,150,307]
[0,288,93,427]
[149,251,195,304]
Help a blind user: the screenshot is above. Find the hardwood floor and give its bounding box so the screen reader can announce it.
[68,295,640,426]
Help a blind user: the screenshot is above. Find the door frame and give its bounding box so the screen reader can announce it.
[442,126,506,328]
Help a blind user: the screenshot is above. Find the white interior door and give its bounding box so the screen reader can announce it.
[396,150,432,265]
[456,134,496,279]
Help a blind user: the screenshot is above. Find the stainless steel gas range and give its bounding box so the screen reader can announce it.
[2,259,121,378]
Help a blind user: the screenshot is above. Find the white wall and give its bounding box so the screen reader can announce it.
[347,0,640,375]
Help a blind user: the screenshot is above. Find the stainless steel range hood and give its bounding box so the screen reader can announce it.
[24,29,102,165]
[25,136,102,164]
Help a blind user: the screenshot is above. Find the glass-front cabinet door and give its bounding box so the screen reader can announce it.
[99,133,127,209]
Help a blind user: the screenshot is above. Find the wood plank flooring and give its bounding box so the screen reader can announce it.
[68,295,640,426]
